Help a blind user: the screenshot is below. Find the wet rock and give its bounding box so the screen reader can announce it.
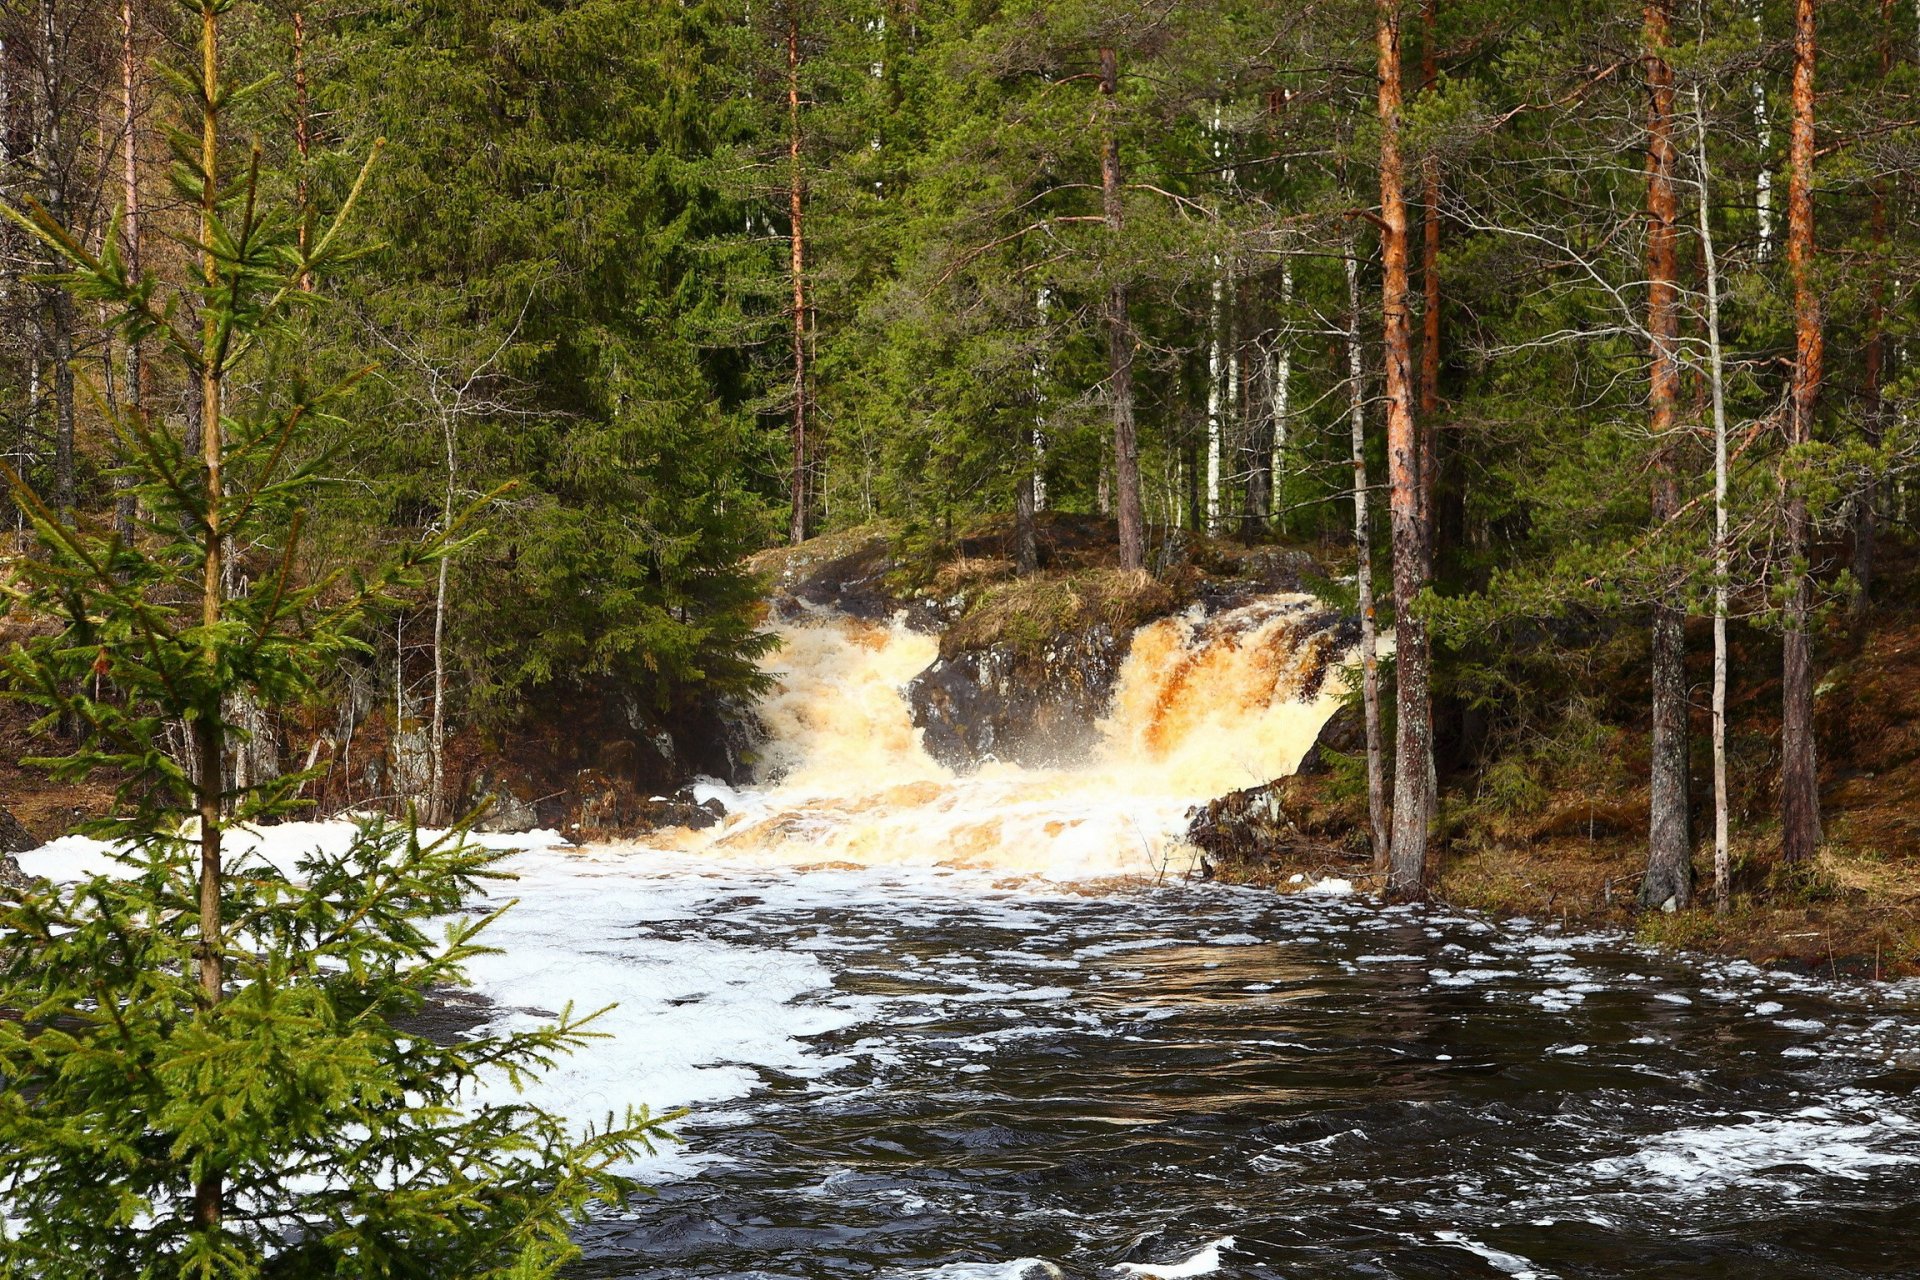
[1293,703,1367,777]
[474,791,542,834]
[0,804,35,854]
[0,852,29,893]
[1194,546,1323,615]
[1185,774,1367,868]
[638,791,728,831]
[907,623,1129,771]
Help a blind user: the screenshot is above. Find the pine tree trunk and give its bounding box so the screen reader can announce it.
[1347,228,1390,875]
[1378,0,1431,901]
[35,0,74,519]
[1418,0,1440,568]
[1780,0,1820,865]
[117,0,142,537]
[1641,0,1692,911]
[1100,45,1144,572]
[1691,82,1733,915]
[293,3,312,291]
[191,0,227,1231]
[1853,0,1892,619]
[787,16,810,546]
[1013,465,1038,575]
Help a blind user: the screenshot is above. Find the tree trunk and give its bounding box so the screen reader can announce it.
[35,0,74,519]
[1418,0,1440,567]
[1033,284,1050,515]
[1378,0,1431,901]
[1641,0,1692,912]
[1751,0,1774,260]
[1268,259,1292,522]
[1780,0,1820,865]
[1241,335,1271,539]
[117,0,142,537]
[1206,266,1223,533]
[1347,228,1390,874]
[1691,82,1733,915]
[192,0,227,1232]
[787,16,810,546]
[293,3,312,291]
[1853,0,1893,619]
[429,411,456,825]
[1013,462,1038,575]
[1100,45,1144,572]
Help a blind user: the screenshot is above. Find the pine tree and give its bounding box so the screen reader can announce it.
[0,5,670,1271]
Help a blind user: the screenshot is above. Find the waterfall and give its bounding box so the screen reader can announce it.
[646,596,1354,880]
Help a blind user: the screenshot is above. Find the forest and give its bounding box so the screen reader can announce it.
[4,0,1920,1274]
[7,0,1916,914]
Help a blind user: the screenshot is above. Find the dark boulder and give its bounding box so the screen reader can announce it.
[1293,702,1367,776]
[0,804,34,854]
[1186,704,1373,867]
[907,622,1130,771]
[0,806,33,892]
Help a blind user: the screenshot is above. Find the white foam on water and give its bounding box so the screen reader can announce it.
[1588,1104,1920,1191]
[894,1261,1063,1280]
[1433,1230,1551,1279]
[1113,1236,1235,1279]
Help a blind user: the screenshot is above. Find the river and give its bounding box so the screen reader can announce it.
[17,608,1920,1276]
[492,611,1920,1279]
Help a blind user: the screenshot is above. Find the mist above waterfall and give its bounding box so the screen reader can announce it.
[648,596,1355,879]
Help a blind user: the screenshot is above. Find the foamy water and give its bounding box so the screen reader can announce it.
[17,593,1920,1277]
[653,597,1350,880]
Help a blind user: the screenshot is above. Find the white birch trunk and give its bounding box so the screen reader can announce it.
[1752,0,1774,259]
[1345,228,1389,869]
[1693,84,1734,915]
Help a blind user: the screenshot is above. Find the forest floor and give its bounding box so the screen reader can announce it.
[1209,555,1920,980]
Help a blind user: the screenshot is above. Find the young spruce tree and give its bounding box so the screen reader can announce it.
[0,3,669,1275]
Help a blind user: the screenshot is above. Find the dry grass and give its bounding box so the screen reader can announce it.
[939,569,1178,660]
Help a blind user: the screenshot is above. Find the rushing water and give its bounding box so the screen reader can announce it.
[504,612,1920,1279]
[23,607,1918,1276]
[535,854,1920,1280]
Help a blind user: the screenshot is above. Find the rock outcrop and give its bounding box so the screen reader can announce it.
[1,804,35,891]
[908,622,1130,770]
[1185,704,1372,868]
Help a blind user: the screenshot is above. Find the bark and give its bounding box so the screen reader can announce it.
[1100,45,1144,571]
[787,15,810,546]
[1751,0,1774,260]
[1033,285,1050,514]
[1641,0,1692,911]
[1418,0,1440,568]
[35,0,74,518]
[293,4,311,290]
[1780,0,1820,865]
[1378,0,1431,900]
[192,0,226,1231]
[429,415,455,824]
[1347,229,1390,874]
[1240,335,1271,539]
[1691,82,1732,914]
[117,0,142,536]
[1853,1,1893,619]
[1268,259,1293,522]
[1013,462,1038,575]
[1206,267,1223,533]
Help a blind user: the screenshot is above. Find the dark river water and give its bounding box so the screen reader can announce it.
[538,862,1920,1280]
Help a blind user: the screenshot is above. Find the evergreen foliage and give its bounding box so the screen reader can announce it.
[0,6,670,1272]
